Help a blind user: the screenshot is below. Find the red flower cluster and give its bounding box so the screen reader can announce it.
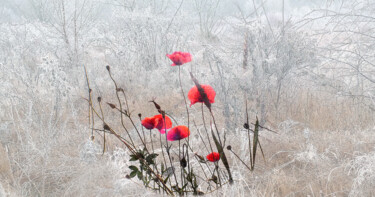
[167,125,190,141]
[167,52,192,66]
[206,152,220,162]
[141,114,172,134]
[188,85,216,107]
[146,52,216,145]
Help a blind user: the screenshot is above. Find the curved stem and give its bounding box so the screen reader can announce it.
[163,117,179,187]
[202,104,214,153]
[99,101,106,154]
[149,130,154,154]
[178,66,190,136]
[108,69,135,148]
[178,66,192,184]
[159,132,168,170]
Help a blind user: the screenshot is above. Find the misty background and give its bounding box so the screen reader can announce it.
[0,0,374,196]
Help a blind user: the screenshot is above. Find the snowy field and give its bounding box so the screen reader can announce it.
[1,0,375,196]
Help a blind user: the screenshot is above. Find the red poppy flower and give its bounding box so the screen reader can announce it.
[153,114,172,134]
[166,51,192,66]
[206,152,220,162]
[167,125,190,141]
[188,84,216,107]
[141,117,156,130]
[141,114,172,134]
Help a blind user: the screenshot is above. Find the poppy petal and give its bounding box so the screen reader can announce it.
[188,84,216,107]
[167,52,192,66]
[206,152,220,162]
[141,117,156,130]
[153,114,172,131]
[167,125,190,141]
[158,128,170,134]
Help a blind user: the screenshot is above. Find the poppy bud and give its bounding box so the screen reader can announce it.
[138,113,142,118]
[89,88,92,93]
[149,100,161,110]
[97,97,102,102]
[106,65,110,71]
[180,157,187,168]
[107,102,116,109]
[243,123,249,129]
[226,145,232,150]
[90,135,95,141]
[195,153,206,163]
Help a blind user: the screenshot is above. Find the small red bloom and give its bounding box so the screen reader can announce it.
[141,114,172,134]
[141,117,156,130]
[166,51,192,66]
[206,152,220,162]
[188,84,216,107]
[167,125,190,141]
[153,114,172,134]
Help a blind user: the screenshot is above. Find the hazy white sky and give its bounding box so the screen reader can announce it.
[0,0,343,23]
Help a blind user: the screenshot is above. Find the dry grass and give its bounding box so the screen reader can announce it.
[1,84,374,196]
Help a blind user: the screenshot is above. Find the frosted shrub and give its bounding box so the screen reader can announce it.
[349,150,375,196]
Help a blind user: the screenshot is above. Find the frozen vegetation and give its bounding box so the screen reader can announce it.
[0,0,374,196]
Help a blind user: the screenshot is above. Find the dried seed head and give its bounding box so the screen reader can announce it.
[103,124,110,131]
[138,113,142,118]
[106,65,110,71]
[226,145,232,150]
[243,123,249,129]
[90,135,95,141]
[97,97,102,102]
